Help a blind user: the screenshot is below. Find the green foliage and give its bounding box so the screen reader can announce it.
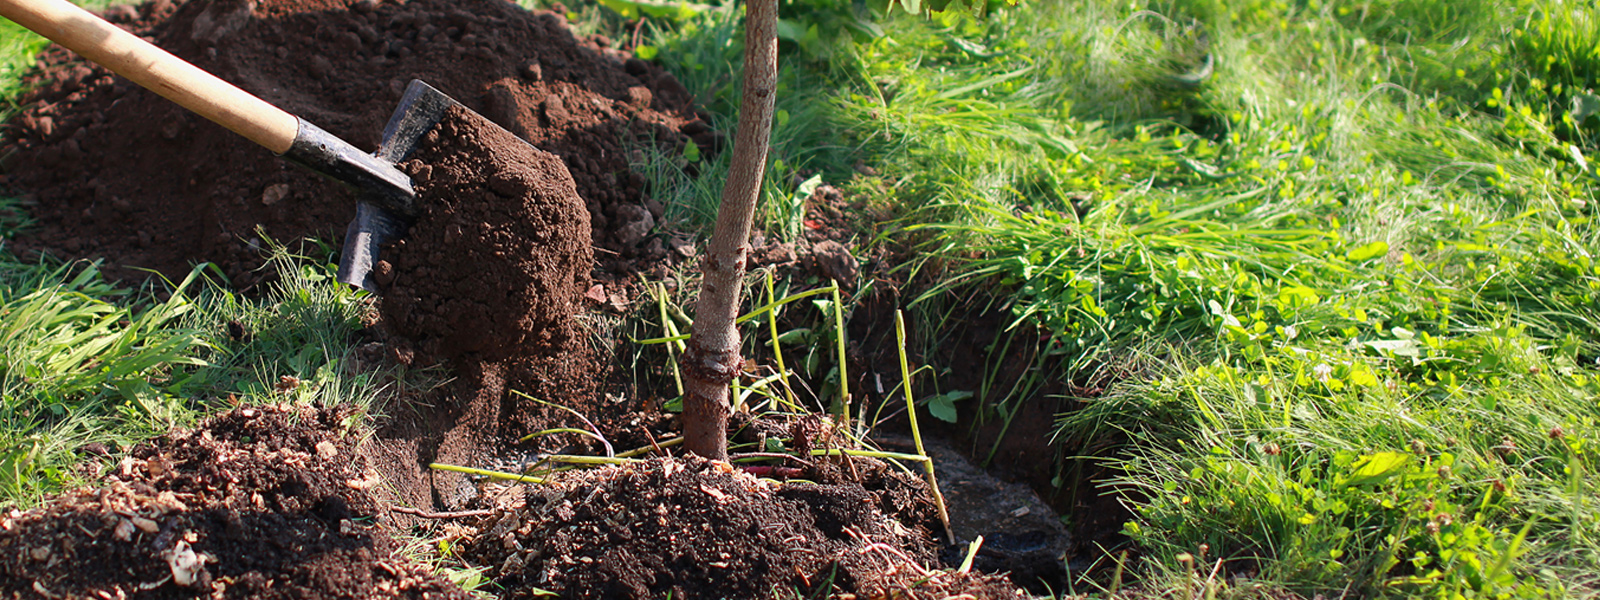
[712,0,1600,595]
[0,243,395,508]
[0,195,35,239]
[178,246,397,411]
[1075,332,1598,597]
[0,17,50,124]
[0,256,210,505]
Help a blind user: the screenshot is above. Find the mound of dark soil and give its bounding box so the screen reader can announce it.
[0,0,690,525]
[0,404,470,599]
[0,0,701,285]
[381,104,589,363]
[469,455,1023,600]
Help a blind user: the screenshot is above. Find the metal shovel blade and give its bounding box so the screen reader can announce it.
[338,80,457,291]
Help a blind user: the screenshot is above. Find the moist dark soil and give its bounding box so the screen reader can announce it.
[0,404,471,600]
[381,104,590,364]
[466,455,1023,600]
[0,0,701,287]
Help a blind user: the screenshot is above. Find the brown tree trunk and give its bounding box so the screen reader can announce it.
[681,0,778,461]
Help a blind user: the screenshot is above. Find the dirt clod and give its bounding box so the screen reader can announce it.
[380,104,589,364]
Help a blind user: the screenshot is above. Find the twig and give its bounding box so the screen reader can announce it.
[646,429,670,457]
[896,310,953,543]
[389,505,497,519]
[618,434,682,458]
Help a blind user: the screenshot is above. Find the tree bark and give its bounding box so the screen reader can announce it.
[681,0,778,461]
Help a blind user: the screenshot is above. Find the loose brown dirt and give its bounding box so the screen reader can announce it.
[466,455,1023,600]
[0,404,471,600]
[381,104,590,364]
[0,0,700,287]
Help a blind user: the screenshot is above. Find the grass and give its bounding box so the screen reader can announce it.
[0,243,393,508]
[620,0,1600,596]
[0,256,209,505]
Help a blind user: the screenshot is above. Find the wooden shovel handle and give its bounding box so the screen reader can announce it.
[0,0,299,154]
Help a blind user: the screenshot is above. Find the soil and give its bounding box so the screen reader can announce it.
[0,0,703,287]
[0,404,471,599]
[380,104,590,364]
[466,455,1023,600]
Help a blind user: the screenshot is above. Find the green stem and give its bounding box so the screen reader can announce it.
[897,309,952,541]
[429,463,545,484]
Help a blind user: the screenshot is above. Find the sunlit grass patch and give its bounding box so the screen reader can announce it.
[1070,327,1600,597]
[0,244,394,509]
[0,256,210,506]
[799,0,1600,595]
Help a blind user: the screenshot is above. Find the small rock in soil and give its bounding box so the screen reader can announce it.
[613,203,654,248]
[260,182,290,205]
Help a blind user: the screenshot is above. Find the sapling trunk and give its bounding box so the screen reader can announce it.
[681,0,778,460]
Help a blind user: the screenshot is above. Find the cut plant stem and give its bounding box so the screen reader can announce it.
[735,369,795,412]
[681,0,777,461]
[429,463,545,484]
[897,309,953,542]
[831,281,851,427]
[617,436,684,458]
[765,270,798,407]
[540,454,639,465]
[739,284,836,324]
[658,283,684,397]
[958,535,985,573]
[518,427,609,445]
[632,283,837,345]
[511,390,614,457]
[808,448,930,462]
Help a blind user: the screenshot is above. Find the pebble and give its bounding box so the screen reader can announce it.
[260,183,291,206]
[520,61,543,81]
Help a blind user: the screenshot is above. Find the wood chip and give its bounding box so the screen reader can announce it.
[699,485,728,502]
[113,518,135,541]
[315,441,339,459]
[346,472,381,489]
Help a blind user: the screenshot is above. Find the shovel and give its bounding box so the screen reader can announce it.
[0,0,477,291]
